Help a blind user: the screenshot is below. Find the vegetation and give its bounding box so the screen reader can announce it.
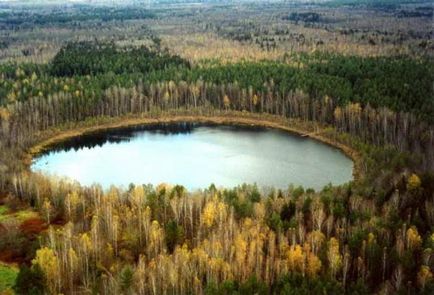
[0,1,433,294]
[0,263,18,293]
[50,41,188,76]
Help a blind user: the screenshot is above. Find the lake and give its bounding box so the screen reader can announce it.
[31,123,353,190]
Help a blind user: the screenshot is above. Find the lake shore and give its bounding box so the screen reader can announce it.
[26,111,363,183]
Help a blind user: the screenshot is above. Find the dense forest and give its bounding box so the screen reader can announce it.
[2,42,433,121]
[0,1,433,294]
[0,40,433,294]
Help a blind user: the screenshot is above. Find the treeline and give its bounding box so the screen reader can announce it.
[5,169,434,294]
[1,69,433,172]
[2,43,433,122]
[0,43,432,173]
[283,12,321,23]
[0,6,155,29]
[50,42,189,77]
[323,0,429,8]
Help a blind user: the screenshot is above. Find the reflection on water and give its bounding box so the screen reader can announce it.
[32,123,353,190]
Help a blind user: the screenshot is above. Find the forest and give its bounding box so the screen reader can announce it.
[0,1,433,295]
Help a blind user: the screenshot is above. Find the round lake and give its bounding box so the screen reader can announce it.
[31,123,353,190]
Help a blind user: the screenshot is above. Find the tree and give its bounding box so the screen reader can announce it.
[417,265,433,290]
[202,200,217,227]
[406,227,422,250]
[306,251,322,278]
[119,265,135,294]
[327,238,342,278]
[223,95,230,109]
[165,220,184,253]
[32,247,59,294]
[13,265,45,295]
[407,174,421,191]
[287,245,304,273]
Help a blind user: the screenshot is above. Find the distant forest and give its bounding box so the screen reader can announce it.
[2,42,433,122]
[0,1,433,294]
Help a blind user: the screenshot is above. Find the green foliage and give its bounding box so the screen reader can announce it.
[119,265,134,294]
[0,263,18,293]
[348,230,368,254]
[267,212,284,232]
[1,47,432,122]
[323,0,429,8]
[280,201,296,222]
[50,41,189,77]
[275,273,344,295]
[205,276,268,295]
[247,186,261,202]
[0,6,155,28]
[0,205,8,216]
[165,220,185,253]
[223,189,255,219]
[13,264,45,295]
[284,12,321,23]
[306,53,434,120]
[293,186,305,198]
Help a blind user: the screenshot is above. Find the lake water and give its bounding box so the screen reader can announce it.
[31,123,353,190]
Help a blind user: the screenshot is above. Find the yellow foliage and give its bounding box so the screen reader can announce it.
[202,201,216,227]
[32,247,59,293]
[254,202,265,219]
[234,235,247,265]
[163,91,170,103]
[132,185,145,206]
[251,94,259,106]
[201,198,226,228]
[42,199,52,222]
[15,67,24,78]
[31,72,38,81]
[68,248,78,272]
[407,174,421,191]
[150,220,162,243]
[287,244,304,272]
[0,107,10,120]
[407,227,422,249]
[417,265,433,288]
[327,238,342,276]
[80,233,93,252]
[243,217,253,229]
[334,107,342,121]
[223,95,230,108]
[368,233,376,244]
[308,230,325,253]
[349,103,362,115]
[6,91,16,103]
[306,252,322,278]
[217,201,227,220]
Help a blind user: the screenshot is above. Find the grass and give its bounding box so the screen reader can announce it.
[0,206,7,216]
[13,210,39,222]
[0,205,8,222]
[0,205,38,223]
[0,263,18,293]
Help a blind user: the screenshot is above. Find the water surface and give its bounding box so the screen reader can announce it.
[31,123,353,190]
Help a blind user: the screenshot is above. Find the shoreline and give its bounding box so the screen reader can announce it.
[26,112,363,183]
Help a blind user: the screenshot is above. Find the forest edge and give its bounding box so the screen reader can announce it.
[24,111,363,186]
